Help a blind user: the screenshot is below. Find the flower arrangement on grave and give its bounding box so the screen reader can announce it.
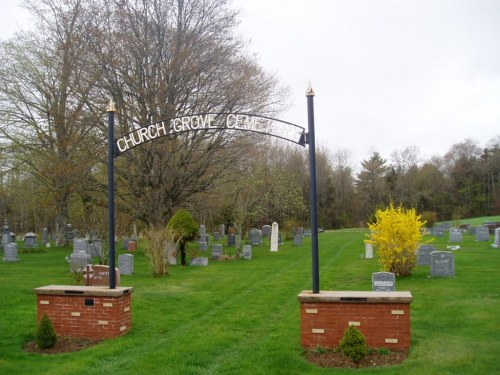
[367,203,426,277]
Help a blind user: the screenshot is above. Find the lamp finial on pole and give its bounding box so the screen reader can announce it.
[306,82,315,97]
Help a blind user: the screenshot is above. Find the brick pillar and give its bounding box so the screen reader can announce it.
[298,291,412,351]
[35,285,133,340]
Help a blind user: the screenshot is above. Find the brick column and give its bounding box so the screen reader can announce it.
[298,291,412,351]
[35,285,133,340]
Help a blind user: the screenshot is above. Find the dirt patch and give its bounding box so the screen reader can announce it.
[305,348,408,368]
[24,336,101,355]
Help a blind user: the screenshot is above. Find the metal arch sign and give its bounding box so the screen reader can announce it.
[113,113,306,157]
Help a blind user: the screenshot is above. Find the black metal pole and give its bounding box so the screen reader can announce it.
[108,100,116,289]
[307,84,320,294]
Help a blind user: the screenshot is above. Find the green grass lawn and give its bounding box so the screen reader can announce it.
[1,226,500,374]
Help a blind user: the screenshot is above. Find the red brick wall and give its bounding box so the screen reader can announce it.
[298,291,412,351]
[36,286,133,340]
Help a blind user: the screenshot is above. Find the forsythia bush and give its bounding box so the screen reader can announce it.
[368,203,426,277]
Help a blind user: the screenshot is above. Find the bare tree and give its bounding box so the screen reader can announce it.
[0,0,106,244]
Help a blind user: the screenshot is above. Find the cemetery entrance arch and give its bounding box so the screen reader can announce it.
[107,86,320,293]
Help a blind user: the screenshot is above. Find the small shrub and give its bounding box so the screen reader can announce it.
[378,347,392,355]
[36,314,57,349]
[339,325,368,364]
[144,226,176,276]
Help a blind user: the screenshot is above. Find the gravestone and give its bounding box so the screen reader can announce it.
[430,251,455,277]
[203,234,210,246]
[199,224,206,239]
[270,222,279,252]
[70,250,91,273]
[220,224,226,237]
[119,254,134,275]
[66,224,75,241]
[492,228,500,248]
[449,228,463,242]
[3,243,19,262]
[42,228,49,245]
[372,272,396,291]
[73,238,89,254]
[304,229,312,237]
[85,264,121,286]
[227,234,236,247]
[418,244,437,266]
[2,219,11,248]
[123,237,130,250]
[294,235,304,246]
[191,257,208,266]
[261,225,272,238]
[433,226,444,237]
[250,229,262,246]
[364,241,373,259]
[199,241,208,251]
[23,232,37,248]
[89,230,99,241]
[243,244,252,260]
[212,244,223,260]
[475,226,490,241]
[213,232,220,241]
[278,232,284,245]
[166,243,177,265]
[295,227,304,236]
[90,239,104,258]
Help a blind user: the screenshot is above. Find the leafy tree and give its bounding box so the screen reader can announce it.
[166,209,198,266]
[368,203,425,277]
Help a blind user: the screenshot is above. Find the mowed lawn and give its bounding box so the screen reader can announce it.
[1,225,500,374]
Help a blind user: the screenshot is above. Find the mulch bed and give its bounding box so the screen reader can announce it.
[24,336,101,355]
[304,348,408,368]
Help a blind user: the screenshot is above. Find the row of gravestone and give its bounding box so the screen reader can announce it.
[371,245,457,291]
[69,252,134,281]
[190,244,253,266]
[433,225,500,241]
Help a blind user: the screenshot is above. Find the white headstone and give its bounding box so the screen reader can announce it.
[364,241,373,259]
[191,257,208,266]
[243,244,252,260]
[270,222,279,252]
[492,228,500,248]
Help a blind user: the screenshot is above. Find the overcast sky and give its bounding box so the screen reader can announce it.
[1,0,499,166]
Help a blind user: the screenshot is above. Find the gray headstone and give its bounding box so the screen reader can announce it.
[199,224,206,238]
[2,219,11,248]
[213,232,220,241]
[119,254,134,275]
[372,272,396,291]
[304,229,312,237]
[70,250,91,272]
[203,234,210,246]
[23,232,37,248]
[243,244,252,260]
[3,243,19,262]
[418,244,437,266]
[261,225,272,237]
[278,232,284,245]
[212,244,223,259]
[250,229,262,246]
[91,239,104,258]
[433,226,444,237]
[123,237,130,250]
[294,235,304,246]
[449,228,463,242]
[191,257,208,266]
[430,251,455,277]
[227,234,236,247]
[220,224,225,237]
[42,228,49,244]
[475,226,490,241]
[73,238,89,254]
[295,227,304,236]
[199,241,208,251]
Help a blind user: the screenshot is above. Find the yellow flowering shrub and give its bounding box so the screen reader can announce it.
[368,204,426,277]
